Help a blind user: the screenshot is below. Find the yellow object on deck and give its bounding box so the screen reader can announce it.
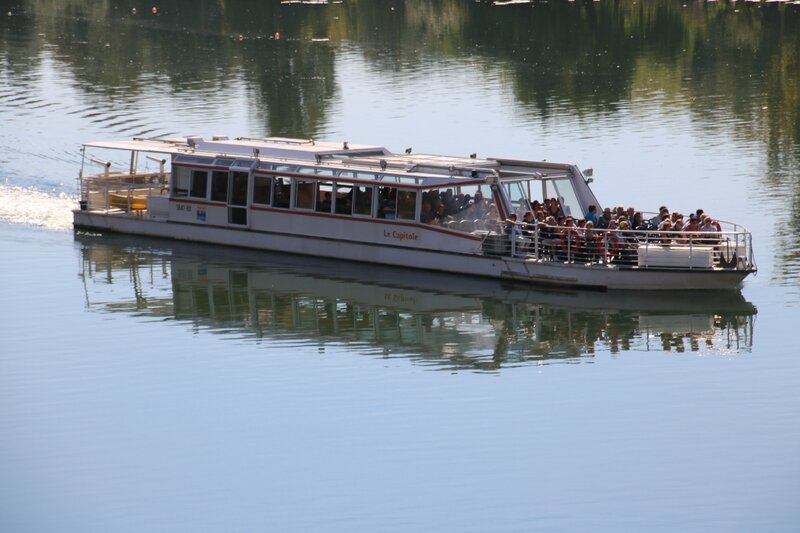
[109,192,148,211]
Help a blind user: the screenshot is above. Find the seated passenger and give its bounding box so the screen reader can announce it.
[546,198,563,218]
[435,202,449,223]
[683,213,701,238]
[481,204,499,230]
[658,219,674,244]
[700,215,720,244]
[584,204,599,224]
[420,201,436,224]
[673,219,686,244]
[505,213,522,236]
[580,221,599,262]
[595,207,613,229]
[521,211,536,237]
[317,192,332,212]
[559,216,581,260]
[648,206,669,229]
[616,220,638,264]
[631,211,645,230]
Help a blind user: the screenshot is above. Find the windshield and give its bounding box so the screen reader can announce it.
[503,181,533,216]
[545,177,581,218]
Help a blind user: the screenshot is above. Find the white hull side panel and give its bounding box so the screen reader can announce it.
[73,212,748,291]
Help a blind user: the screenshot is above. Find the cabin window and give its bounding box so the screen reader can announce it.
[211,171,228,202]
[419,186,486,232]
[456,184,485,210]
[396,190,417,220]
[190,170,208,199]
[334,183,353,215]
[316,181,334,212]
[273,177,291,208]
[377,186,397,219]
[173,167,191,197]
[227,171,249,225]
[504,181,532,216]
[294,179,315,210]
[229,172,249,206]
[545,178,580,218]
[521,179,543,206]
[352,186,373,216]
[253,176,273,205]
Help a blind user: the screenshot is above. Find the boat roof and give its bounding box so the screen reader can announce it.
[83,136,391,160]
[82,135,573,181]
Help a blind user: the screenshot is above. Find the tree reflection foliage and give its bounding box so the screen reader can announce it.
[3,0,797,143]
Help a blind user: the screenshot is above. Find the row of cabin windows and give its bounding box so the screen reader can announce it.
[173,167,427,221]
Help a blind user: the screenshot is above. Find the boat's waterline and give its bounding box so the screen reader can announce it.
[73,210,750,291]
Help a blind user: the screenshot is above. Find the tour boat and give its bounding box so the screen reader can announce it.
[73,135,756,291]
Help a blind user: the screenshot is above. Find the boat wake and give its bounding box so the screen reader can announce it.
[0,185,76,230]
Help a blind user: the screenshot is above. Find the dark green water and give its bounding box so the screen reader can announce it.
[1,1,799,531]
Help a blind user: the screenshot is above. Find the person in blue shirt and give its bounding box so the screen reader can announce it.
[585,204,599,224]
[505,213,522,236]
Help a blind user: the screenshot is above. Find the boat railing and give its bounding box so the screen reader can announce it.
[80,171,169,213]
[476,221,756,272]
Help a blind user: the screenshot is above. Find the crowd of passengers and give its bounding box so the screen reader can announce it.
[416,190,725,257]
[501,200,725,263]
[418,189,495,225]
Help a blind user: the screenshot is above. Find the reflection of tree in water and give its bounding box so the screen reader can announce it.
[1,0,340,137]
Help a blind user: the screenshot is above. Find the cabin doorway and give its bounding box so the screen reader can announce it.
[228,170,249,225]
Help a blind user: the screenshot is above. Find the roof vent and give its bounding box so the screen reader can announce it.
[186,136,203,149]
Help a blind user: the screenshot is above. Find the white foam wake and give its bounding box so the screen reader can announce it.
[0,185,77,230]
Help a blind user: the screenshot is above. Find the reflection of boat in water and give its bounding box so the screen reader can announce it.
[76,232,757,370]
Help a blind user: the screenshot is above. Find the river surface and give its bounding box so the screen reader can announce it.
[1,1,799,531]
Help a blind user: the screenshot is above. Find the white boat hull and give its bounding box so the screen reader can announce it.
[73,210,749,291]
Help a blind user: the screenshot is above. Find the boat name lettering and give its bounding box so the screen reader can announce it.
[383,230,419,242]
[176,203,192,212]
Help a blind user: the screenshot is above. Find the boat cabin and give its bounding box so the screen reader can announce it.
[78,135,597,238]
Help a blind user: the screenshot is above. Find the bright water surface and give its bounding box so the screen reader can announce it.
[1,1,799,531]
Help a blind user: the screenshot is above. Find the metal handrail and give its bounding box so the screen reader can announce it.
[477,221,756,271]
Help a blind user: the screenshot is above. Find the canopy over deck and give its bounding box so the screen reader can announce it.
[84,136,391,160]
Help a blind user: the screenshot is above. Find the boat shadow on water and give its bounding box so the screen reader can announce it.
[75,231,757,372]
